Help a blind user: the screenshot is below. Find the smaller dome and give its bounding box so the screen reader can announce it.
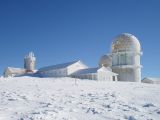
[112,33,141,53]
[99,55,112,67]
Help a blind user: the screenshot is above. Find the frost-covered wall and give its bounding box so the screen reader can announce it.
[72,67,118,81]
[75,73,97,80]
[98,72,112,81]
[38,68,67,77]
[4,67,26,77]
[38,61,88,78]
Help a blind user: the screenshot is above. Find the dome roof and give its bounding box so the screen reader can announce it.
[111,33,141,53]
[99,55,112,67]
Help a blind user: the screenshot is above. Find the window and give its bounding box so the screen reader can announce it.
[120,53,133,65]
[113,76,115,81]
[112,55,118,66]
[119,54,126,65]
[126,54,133,65]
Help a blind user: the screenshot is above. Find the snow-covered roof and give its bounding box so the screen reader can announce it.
[39,61,79,71]
[5,67,26,74]
[98,66,112,72]
[72,67,118,76]
[72,68,99,75]
[98,66,118,76]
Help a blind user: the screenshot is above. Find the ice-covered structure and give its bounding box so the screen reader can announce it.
[71,66,118,81]
[111,33,142,82]
[4,52,36,77]
[99,54,112,68]
[4,67,26,78]
[37,61,88,77]
[4,33,145,82]
[24,52,36,72]
[38,60,118,81]
[30,33,144,82]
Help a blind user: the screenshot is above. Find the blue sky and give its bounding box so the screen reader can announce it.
[0,0,160,78]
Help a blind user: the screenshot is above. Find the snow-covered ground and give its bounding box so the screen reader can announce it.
[0,77,159,120]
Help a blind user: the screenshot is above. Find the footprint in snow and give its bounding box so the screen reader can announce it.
[102,104,111,109]
[121,104,139,112]
[8,98,17,101]
[87,93,93,96]
[86,108,100,114]
[143,103,155,107]
[111,93,116,97]
[39,102,52,107]
[124,115,136,120]
[157,111,160,114]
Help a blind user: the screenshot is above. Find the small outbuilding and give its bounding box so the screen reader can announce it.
[4,67,26,77]
[142,77,160,84]
[71,66,118,81]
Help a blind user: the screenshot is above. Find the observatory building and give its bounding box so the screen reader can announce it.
[99,54,112,68]
[111,33,142,82]
[4,33,143,82]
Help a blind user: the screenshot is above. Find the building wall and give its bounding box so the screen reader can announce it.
[4,70,11,77]
[112,67,141,82]
[112,52,134,66]
[77,73,97,80]
[39,68,67,77]
[38,61,88,78]
[112,52,141,82]
[134,67,141,82]
[75,72,116,81]
[24,58,36,71]
[134,54,141,65]
[4,68,26,78]
[112,68,133,81]
[97,71,114,81]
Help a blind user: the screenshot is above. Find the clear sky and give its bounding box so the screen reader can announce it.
[0,0,160,78]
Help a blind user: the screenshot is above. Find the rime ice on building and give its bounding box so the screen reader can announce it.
[24,52,36,72]
[71,66,118,81]
[111,33,142,82]
[4,33,143,82]
[99,54,112,68]
[38,61,88,77]
[4,52,36,77]
[4,67,26,78]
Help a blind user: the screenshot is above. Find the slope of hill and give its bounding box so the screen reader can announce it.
[0,77,159,120]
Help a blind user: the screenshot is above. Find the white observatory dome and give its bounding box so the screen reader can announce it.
[112,33,141,53]
[99,55,112,67]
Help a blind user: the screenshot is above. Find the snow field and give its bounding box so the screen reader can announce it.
[0,77,159,120]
